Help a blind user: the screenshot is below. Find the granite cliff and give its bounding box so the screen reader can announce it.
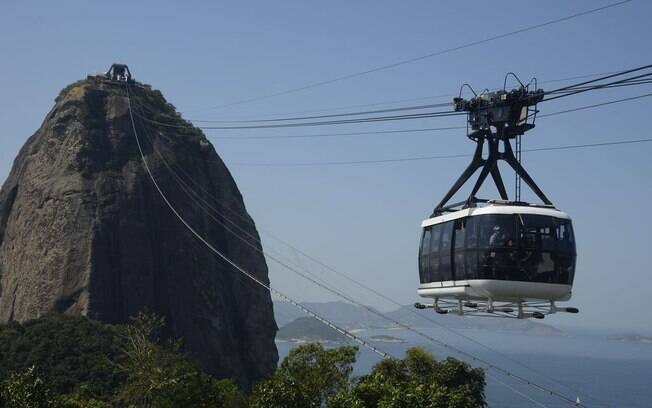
[0,76,277,388]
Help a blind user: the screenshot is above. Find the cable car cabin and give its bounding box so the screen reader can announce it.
[418,203,576,303]
[414,78,580,318]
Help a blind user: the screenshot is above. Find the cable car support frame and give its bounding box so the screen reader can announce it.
[418,77,580,319]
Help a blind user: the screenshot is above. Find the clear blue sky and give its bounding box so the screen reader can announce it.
[1,0,651,331]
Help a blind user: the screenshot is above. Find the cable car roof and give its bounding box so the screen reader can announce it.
[421,203,571,228]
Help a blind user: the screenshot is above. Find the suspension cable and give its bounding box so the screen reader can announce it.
[133,108,464,130]
[209,126,465,140]
[125,85,392,359]
[129,96,588,407]
[136,102,604,405]
[186,0,632,112]
[133,98,453,124]
[130,71,652,135]
[540,92,652,117]
[133,66,650,126]
[140,67,631,125]
[543,69,652,102]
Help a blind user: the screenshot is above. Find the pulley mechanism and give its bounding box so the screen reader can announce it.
[433,75,549,216]
[105,63,134,83]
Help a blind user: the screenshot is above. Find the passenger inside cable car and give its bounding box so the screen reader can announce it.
[419,213,576,285]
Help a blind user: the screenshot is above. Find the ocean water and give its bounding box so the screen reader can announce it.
[276,327,652,407]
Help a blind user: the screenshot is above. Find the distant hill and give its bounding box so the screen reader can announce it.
[384,304,563,335]
[274,301,562,336]
[273,301,387,328]
[369,334,405,343]
[277,317,349,342]
[608,333,652,344]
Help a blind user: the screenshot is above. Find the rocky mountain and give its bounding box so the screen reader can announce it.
[0,75,277,389]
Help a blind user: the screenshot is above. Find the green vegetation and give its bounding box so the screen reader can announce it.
[330,348,485,408]
[0,315,485,407]
[250,344,485,408]
[55,80,88,103]
[0,314,245,407]
[250,343,357,407]
[0,314,124,397]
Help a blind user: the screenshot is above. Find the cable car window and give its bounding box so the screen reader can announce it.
[419,228,431,283]
[465,249,479,280]
[556,221,575,253]
[520,215,556,251]
[454,219,466,250]
[463,217,479,280]
[439,221,454,281]
[477,215,516,279]
[557,252,576,284]
[479,215,516,248]
[441,222,453,251]
[453,219,466,279]
[465,216,479,248]
[425,213,577,284]
[556,219,576,284]
[518,215,559,283]
[430,224,442,255]
[428,224,442,282]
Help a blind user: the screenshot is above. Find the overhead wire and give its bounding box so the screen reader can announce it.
[137,102,605,405]
[539,92,652,117]
[140,67,629,125]
[221,91,652,166]
[129,64,652,138]
[209,126,466,140]
[542,67,652,102]
[130,93,588,407]
[133,104,364,307]
[125,85,393,360]
[546,63,652,94]
[123,62,652,408]
[133,99,453,124]
[133,108,465,130]
[136,67,648,127]
[205,81,649,139]
[136,137,571,408]
[228,137,652,167]
[543,78,652,94]
[187,0,633,112]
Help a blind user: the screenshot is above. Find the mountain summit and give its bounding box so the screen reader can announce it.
[0,73,277,388]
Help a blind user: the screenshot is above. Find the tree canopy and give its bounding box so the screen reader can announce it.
[0,315,485,407]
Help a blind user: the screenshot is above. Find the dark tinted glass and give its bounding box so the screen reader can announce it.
[516,215,576,284]
[520,215,555,251]
[465,250,479,279]
[419,214,575,285]
[479,214,516,248]
[453,219,466,279]
[419,228,431,284]
[556,219,576,283]
[460,217,479,280]
[429,224,442,282]
[465,217,479,248]
[438,221,454,281]
[556,220,575,253]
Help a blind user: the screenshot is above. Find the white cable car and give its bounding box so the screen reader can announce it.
[415,78,579,319]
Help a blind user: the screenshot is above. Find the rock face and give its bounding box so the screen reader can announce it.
[0,77,278,388]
